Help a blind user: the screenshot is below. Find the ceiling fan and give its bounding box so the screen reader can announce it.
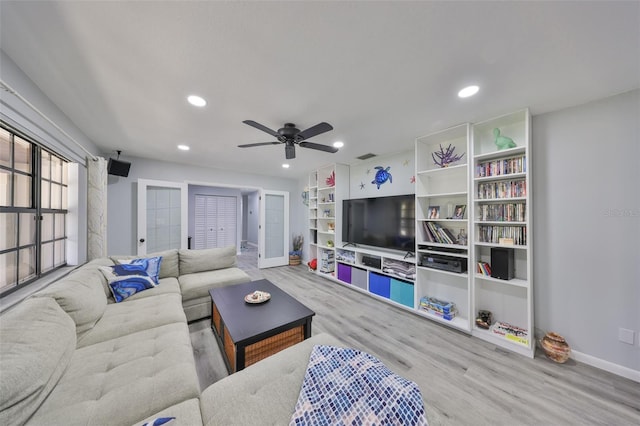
[238,120,338,159]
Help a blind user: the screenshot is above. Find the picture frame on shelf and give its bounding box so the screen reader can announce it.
[453,204,466,219]
[428,205,440,219]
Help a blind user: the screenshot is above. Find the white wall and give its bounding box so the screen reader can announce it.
[106,155,302,255]
[532,89,639,374]
[349,149,415,198]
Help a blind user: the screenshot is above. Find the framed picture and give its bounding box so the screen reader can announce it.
[428,205,440,219]
[453,204,466,219]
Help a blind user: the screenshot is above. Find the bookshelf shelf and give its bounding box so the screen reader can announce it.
[471,108,534,358]
[415,123,472,333]
[308,164,349,276]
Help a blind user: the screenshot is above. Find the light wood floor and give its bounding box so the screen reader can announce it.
[190,247,640,425]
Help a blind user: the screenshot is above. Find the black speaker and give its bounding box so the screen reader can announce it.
[491,247,514,280]
[107,158,131,177]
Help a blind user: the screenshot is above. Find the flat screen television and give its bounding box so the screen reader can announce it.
[342,194,415,251]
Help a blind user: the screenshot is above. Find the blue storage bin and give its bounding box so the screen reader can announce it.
[390,278,414,308]
[369,272,391,298]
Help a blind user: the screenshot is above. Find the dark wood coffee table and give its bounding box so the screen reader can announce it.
[209,279,315,373]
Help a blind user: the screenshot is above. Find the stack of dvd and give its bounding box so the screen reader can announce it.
[419,296,457,321]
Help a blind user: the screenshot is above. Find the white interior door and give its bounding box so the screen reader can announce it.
[137,179,188,256]
[258,190,289,268]
[194,194,237,249]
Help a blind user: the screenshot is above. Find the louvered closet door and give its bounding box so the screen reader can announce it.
[194,195,237,249]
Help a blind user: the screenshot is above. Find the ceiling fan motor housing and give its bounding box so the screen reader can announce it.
[279,123,300,140]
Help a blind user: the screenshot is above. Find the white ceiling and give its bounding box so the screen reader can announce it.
[1,1,638,179]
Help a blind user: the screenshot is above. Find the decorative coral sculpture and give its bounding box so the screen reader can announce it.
[432,144,465,168]
[325,171,335,187]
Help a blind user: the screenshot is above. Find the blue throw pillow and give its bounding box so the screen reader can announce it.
[117,256,163,284]
[142,417,175,426]
[100,264,157,303]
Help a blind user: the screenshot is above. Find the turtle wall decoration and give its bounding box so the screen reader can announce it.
[371,166,392,189]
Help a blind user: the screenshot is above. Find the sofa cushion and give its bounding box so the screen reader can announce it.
[117,256,163,284]
[0,298,76,426]
[108,277,181,304]
[26,323,200,426]
[77,293,186,348]
[200,333,343,426]
[132,399,203,426]
[178,246,236,275]
[112,249,179,279]
[179,267,250,302]
[100,264,158,302]
[33,268,107,337]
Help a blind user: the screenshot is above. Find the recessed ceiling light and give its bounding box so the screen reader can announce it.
[187,95,207,107]
[282,163,290,169]
[333,141,344,148]
[458,85,479,98]
[177,145,190,151]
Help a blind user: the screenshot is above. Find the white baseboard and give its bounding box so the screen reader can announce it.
[571,350,640,383]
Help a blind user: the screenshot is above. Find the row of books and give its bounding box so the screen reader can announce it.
[422,221,459,245]
[478,225,527,245]
[476,180,526,200]
[477,203,526,222]
[476,155,526,178]
[477,261,491,275]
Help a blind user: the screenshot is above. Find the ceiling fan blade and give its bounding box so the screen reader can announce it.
[242,120,280,138]
[299,141,339,153]
[296,122,333,141]
[237,141,281,148]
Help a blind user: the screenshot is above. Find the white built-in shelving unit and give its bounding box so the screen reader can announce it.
[415,123,472,332]
[308,164,349,275]
[307,109,533,359]
[471,108,533,357]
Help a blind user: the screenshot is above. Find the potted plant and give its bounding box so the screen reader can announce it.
[289,234,304,266]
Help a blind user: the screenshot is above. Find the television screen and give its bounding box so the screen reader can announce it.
[342,194,415,251]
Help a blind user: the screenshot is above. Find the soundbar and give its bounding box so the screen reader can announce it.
[361,255,382,269]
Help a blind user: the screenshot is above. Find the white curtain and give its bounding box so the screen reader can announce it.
[87,157,107,260]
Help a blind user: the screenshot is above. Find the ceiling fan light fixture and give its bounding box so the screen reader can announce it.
[187,95,207,107]
[458,85,479,98]
[177,144,190,151]
[282,163,290,169]
[333,141,344,148]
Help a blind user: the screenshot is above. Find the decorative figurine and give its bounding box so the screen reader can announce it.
[493,128,516,150]
[325,171,335,187]
[371,166,392,189]
[456,228,467,246]
[431,144,465,168]
[475,310,493,329]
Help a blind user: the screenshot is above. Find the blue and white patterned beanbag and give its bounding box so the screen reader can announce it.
[290,345,428,426]
[100,264,158,303]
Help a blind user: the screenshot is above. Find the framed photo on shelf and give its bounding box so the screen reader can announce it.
[428,205,440,219]
[453,204,466,219]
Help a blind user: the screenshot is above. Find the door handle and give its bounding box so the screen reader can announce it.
[139,238,145,243]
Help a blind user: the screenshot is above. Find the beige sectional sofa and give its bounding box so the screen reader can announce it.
[0,246,347,425]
